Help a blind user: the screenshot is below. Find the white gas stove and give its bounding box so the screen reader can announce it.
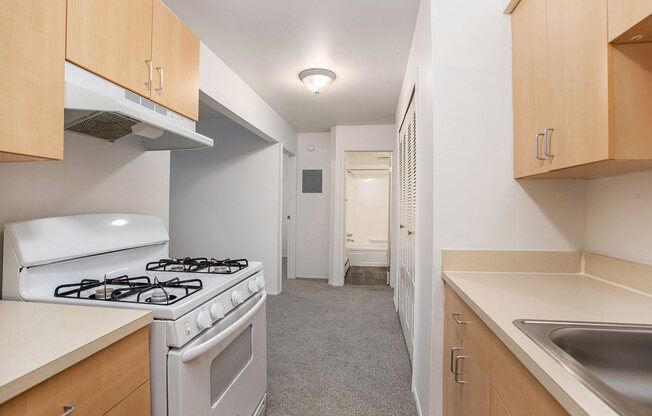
[2,214,267,416]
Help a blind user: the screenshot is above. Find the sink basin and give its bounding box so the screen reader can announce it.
[514,320,652,416]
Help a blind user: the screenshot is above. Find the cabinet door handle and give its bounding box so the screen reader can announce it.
[60,405,75,416]
[450,346,461,374]
[454,355,468,384]
[544,128,555,158]
[535,133,545,161]
[451,312,467,325]
[145,60,153,87]
[407,230,413,236]
[400,225,405,229]
[156,66,164,92]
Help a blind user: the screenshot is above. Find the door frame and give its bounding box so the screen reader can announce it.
[331,149,395,287]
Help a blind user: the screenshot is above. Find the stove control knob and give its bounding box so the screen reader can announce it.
[256,275,266,289]
[231,290,245,306]
[196,310,212,330]
[210,302,225,320]
[248,280,259,294]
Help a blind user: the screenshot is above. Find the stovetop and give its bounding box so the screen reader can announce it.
[146,257,248,274]
[54,275,203,305]
[36,260,264,320]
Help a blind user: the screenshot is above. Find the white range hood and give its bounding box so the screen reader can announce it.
[63,62,213,151]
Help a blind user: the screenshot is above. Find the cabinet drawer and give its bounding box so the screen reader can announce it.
[444,284,492,348]
[491,334,569,416]
[0,327,149,416]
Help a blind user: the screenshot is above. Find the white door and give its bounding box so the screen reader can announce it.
[398,96,416,362]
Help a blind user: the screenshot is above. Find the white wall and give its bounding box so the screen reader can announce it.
[199,42,298,155]
[427,1,587,415]
[0,134,171,291]
[296,133,331,279]
[394,0,434,412]
[328,124,397,286]
[585,170,652,266]
[169,116,283,294]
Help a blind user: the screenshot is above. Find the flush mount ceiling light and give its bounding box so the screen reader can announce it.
[298,68,336,95]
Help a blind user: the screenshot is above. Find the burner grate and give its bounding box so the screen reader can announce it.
[146,257,248,274]
[54,275,202,305]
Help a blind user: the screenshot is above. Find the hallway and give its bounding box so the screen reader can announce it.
[266,277,417,415]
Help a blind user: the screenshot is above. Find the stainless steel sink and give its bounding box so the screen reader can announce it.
[514,320,652,416]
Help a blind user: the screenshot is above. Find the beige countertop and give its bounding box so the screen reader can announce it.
[442,271,652,416]
[0,300,152,404]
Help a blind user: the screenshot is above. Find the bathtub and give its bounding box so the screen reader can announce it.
[346,242,388,267]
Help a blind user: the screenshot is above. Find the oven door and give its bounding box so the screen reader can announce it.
[167,292,267,416]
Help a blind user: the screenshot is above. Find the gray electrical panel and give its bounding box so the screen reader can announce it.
[302,169,322,193]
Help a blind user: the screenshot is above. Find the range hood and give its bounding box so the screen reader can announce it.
[64,62,213,151]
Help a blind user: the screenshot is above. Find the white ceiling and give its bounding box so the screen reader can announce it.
[163,0,419,132]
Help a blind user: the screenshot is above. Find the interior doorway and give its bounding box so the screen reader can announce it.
[344,151,392,286]
[281,151,297,282]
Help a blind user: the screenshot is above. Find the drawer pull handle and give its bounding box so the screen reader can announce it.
[156,66,164,92]
[451,312,467,325]
[61,405,75,416]
[449,346,461,374]
[544,128,555,158]
[454,355,468,384]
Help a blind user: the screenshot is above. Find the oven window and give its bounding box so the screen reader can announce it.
[210,325,252,405]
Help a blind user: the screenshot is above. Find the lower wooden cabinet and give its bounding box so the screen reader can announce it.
[443,284,569,416]
[0,327,150,416]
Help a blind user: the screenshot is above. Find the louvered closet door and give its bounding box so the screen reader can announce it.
[398,96,416,362]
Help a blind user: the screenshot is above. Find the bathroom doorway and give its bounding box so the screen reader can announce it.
[344,151,391,285]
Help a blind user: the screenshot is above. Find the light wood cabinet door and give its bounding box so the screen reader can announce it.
[151,0,199,120]
[511,0,550,178]
[545,0,610,171]
[491,334,569,416]
[0,328,150,416]
[0,0,65,161]
[66,0,153,98]
[608,0,652,42]
[490,387,512,416]
[443,308,462,416]
[105,381,151,416]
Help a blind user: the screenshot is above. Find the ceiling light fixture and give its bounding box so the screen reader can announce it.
[298,68,336,95]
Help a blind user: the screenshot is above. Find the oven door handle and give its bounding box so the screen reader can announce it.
[181,291,266,363]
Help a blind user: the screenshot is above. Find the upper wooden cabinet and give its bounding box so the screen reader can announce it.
[66,0,153,99]
[151,1,200,121]
[511,0,652,179]
[66,0,199,120]
[608,0,652,42]
[0,0,66,161]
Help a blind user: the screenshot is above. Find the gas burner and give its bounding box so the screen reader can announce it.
[148,290,173,303]
[146,257,249,274]
[94,287,114,299]
[54,275,202,306]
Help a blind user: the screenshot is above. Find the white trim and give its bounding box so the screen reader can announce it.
[266,290,281,296]
[287,155,297,280]
[295,274,329,280]
[276,144,284,293]
[413,388,423,416]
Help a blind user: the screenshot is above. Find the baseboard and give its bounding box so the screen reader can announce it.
[413,388,423,416]
[266,290,280,296]
[295,274,329,279]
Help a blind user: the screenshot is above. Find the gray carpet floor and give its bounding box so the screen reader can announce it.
[265,275,417,416]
